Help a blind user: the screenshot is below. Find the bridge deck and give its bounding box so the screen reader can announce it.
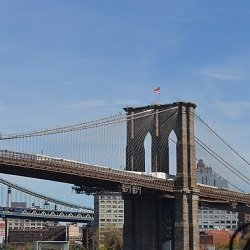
[0,150,250,207]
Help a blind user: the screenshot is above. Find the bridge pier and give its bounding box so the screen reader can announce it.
[174,102,200,250]
[174,192,199,250]
[123,195,173,250]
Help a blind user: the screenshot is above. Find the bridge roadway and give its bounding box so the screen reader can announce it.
[0,150,250,208]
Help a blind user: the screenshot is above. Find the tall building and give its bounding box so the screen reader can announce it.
[94,192,124,246]
[196,159,228,187]
[197,159,238,231]
[0,219,5,245]
[67,224,82,244]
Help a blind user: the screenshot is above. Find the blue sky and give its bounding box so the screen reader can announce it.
[0,1,250,207]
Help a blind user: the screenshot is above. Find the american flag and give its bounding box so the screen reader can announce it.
[154,87,160,94]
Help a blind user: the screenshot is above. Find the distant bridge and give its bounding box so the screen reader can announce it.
[0,206,93,223]
[0,172,93,222]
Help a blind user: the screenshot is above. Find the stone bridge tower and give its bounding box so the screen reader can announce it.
[123,102,199,250]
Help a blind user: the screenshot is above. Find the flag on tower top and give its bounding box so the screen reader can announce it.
[154,86,160,94]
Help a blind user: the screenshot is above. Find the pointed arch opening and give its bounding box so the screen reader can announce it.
[144,132,152,174]
[168,130,177,176]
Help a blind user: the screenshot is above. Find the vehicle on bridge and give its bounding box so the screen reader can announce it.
[125,171,175,181]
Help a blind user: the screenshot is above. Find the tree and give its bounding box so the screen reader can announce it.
[24,243,33,250]
[69,244,86,250]
[102,227,123,250]
[4,244,14,250]
[99,246,108,250]
[93,226,123,250]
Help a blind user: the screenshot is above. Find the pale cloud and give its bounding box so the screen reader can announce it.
[196,51,250,81]
[70,100,108,109]
[197,68,242,81]
[215,101,250,119]
[69,99,139,110]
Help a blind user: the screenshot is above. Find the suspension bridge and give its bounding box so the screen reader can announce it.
[0,101,249,249]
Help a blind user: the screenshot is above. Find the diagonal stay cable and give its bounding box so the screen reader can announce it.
[195,137,250,187]
[168,136,243,192]
[195,113,250,167]
[207,169,243,193]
